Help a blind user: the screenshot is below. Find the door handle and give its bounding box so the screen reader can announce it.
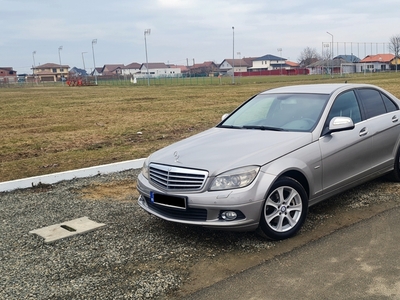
[392,115,398,123]
[359,127,368,136]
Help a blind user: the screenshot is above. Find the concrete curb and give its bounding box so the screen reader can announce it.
[0,158,145,193]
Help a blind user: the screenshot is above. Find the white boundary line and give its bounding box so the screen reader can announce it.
[0,158,145,193]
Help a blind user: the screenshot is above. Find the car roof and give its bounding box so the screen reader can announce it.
[261,83,375,95]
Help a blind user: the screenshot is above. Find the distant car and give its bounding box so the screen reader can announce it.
[137,83,400,240]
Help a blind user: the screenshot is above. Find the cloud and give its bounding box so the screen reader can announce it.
[2,0,400,73]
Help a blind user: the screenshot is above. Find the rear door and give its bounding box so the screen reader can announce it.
[355,88,400,173]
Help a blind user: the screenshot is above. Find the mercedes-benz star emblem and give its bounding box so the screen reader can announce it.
[174,151,180,163]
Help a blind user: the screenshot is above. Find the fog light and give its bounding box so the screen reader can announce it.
[221,211,237,221]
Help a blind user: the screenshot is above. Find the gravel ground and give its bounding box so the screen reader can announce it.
[0,169,275,299]
[1,169,400,299]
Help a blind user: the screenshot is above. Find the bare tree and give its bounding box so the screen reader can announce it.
[298,47,321,67]
[389,34,400,71]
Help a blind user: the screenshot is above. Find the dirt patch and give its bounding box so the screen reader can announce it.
[78,180,139,202]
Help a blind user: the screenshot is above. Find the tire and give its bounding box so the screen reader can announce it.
[258,177,308,240]
[387,146,400,182]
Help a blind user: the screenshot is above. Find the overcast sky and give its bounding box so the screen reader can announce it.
[1,0,399,74]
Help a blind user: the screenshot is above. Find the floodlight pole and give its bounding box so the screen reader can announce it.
[237,51,241,78]
[323,43,330,75]
[277,48,282,75]
[92,39,97,85]
[144,29,151,86]
[232,26,235,84]
[82,52,87,72]
[32,51,36,76]
[327,32,333,77]
[32,51,37,85]
[58,46,63,85]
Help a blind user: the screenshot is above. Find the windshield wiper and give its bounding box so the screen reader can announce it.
[242,125,285,131]
[219,125,243,129]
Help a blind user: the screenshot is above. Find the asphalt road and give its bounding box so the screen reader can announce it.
[187,206,400,300]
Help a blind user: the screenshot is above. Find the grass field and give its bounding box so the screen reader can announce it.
[1,73,400,182]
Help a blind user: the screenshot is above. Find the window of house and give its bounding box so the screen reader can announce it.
[52,68,57,73]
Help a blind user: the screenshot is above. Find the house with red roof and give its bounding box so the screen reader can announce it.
[357,54,394,73]
[0,67,17,83]
[189,61,219,76]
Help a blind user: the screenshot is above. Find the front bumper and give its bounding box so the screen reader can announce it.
[137,172,275,232]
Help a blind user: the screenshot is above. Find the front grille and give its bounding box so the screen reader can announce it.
[144,196,207,221]
[149,164,208,191]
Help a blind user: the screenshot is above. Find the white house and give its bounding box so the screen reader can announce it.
[219,59,251,75]
[139,63,181,78]
[250,54,286,71]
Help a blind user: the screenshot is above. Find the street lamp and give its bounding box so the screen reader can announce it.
[144,29,151,86]
[58,46,63,85]
[92,39,97,85]
[327,32,333,77]
[82,52,87,73]
[277,48,282,75]
[232,26,235,84]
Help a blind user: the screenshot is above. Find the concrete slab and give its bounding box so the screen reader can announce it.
[29,217,106,243]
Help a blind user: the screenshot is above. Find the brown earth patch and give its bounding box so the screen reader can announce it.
[78,180,139,202]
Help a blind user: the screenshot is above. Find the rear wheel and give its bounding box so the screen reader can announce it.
[388,145,400,182]
[259,177,308,240]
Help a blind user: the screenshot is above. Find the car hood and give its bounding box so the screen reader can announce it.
[148,127,313,176]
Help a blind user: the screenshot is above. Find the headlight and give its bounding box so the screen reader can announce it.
[141,157,150,179]
[210,166,260,191]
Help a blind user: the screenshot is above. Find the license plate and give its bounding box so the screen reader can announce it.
[150,192,187,209]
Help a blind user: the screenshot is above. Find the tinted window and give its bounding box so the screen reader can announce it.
[357,89,386,118]
[327,91,362,125]
[381,93,398,112]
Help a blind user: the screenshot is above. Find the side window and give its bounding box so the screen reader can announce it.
[381,93,398,112]
[356,89,386,118]
[326,90,362,125]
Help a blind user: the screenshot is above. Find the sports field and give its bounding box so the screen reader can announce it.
[1,73,400,182]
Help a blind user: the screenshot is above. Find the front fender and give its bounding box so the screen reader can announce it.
[260,141,322,198]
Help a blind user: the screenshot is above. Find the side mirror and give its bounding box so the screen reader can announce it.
[327,117,355,134]
[221,113,230,121]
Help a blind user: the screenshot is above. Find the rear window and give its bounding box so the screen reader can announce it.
[357,89,387,119]
[381,93,398,112]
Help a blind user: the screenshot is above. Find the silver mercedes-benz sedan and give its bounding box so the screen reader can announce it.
[137,83,400,240]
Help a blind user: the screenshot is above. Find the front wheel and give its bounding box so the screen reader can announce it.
[258,177,308,240]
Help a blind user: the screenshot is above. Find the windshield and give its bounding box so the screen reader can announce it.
[220,93,329,132]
